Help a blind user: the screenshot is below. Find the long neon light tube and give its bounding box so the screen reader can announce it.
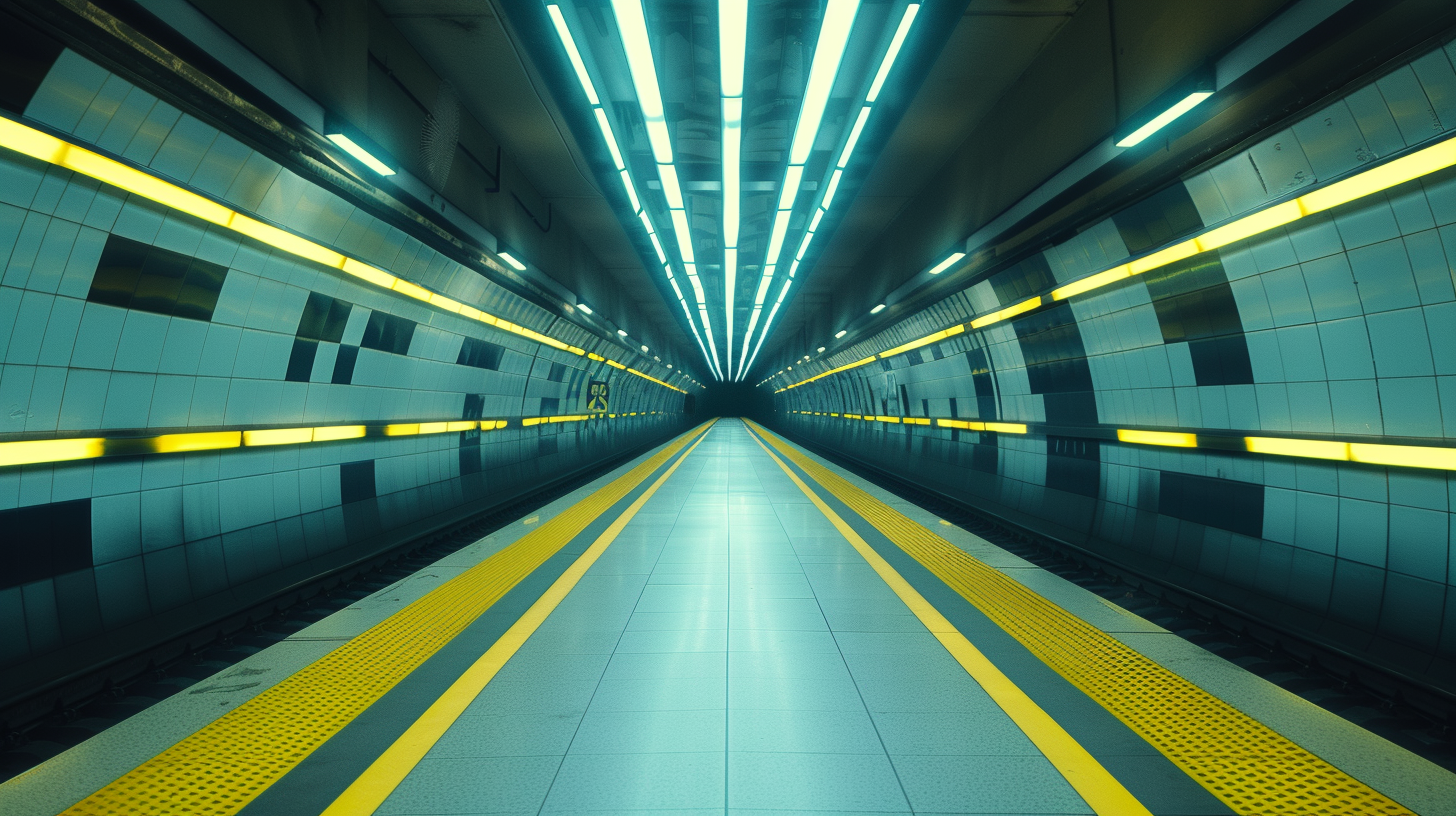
[721,0,747,378]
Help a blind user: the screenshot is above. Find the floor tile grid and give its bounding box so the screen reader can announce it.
[377,440,711,815]
[539,442,715,811]
[744,421,1098,816]
[534,429,728,812]
[728,421,921,814]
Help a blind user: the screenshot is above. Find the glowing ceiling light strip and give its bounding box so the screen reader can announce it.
[741,3,923,382]
[787,1,860,165]
[548,4,600,105]
[610,0,717,379]
[837,106,871,167]
[1116,91,1213,148]
[865,3,919,102]
[551,4,714,380]
[324,134,395,176]
[724,246,738,379]
[720,0,746,379]
[594,109,624,169]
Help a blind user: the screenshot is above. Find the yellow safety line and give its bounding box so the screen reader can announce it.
[60,422,713,816]
[321,419,718,815]
[745,420,1414,816]
[741,421,1152,816]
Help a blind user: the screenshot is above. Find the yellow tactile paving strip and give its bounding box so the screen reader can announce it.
[61,423,712,816]
[746,420,1413,816]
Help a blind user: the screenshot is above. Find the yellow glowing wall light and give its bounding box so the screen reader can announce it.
[0,118,713,386]
[1116,429,1197,447]
[1245,436,1456,469]
[776,135,1456,394]
[934,419,1028,434]
[0,420,514,468]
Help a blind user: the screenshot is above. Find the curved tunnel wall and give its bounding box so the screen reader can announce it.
[0,47,691,704]
[770,38,1456,689]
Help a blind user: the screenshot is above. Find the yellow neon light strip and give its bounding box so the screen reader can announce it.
[0,413,661,469]
[879,325,965,359]
[318,421,716,816]
[776,134,1456,393]
[790,410,1456,471]
[1116,429,1197,448]
[969,296,1042,329]
[0,117,687,395]
[742,421,1153,816]
[0,438,105,468]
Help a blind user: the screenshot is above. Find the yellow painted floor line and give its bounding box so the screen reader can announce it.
[742,421,1152,816]
[61,422,714,816]
[745,420,1415,816]
[320,419,717,815]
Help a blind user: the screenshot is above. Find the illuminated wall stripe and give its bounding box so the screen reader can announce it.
[773,133,1456,393]
[785,411,1456,472]
[0,115,686,395]
[0,413,667,469]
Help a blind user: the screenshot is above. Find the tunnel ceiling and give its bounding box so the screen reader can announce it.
[369,0,1416,386]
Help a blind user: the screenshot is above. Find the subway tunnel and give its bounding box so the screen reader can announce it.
[3,0,1456,813]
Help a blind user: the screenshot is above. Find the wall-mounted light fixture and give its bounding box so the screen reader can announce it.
[324,116,396,177]
[1114,65,1215,148]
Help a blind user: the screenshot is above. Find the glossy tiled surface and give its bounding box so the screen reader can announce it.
[379,420,1086,815]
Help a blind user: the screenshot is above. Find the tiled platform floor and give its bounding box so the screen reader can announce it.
[377,420,1086,815]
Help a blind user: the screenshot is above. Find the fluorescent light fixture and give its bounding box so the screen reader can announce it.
[548,5,600,105]
[775,276,792,304]
[779,165,805,210]
[498,252,527,271]
[765,210,792,263]
[722,100,742,246]
[795,229,815,261]
[725,246,737,379]
[720,0,748,96]
[1116,91,1213,148]
[808,208,824,233]
[659,164,685,209]
[837,106,871,168]
[670,209,695,262]
[866,4,919,103]
[754,270,774,304]
[817,346,826,353]
[648,232,667,263]
[870,303,885,314]
[927,252,965,275]
[576,303,593,314]
[688,272,707,304]
[612,0,670,156]
[835,329,847,338]
[325,133,395,176]
[788,0,860,164]
[595,109,624,169]
[641,344,650,352]
[788,259,799,276]
[620,171,641,212]
[822,169,843,209]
